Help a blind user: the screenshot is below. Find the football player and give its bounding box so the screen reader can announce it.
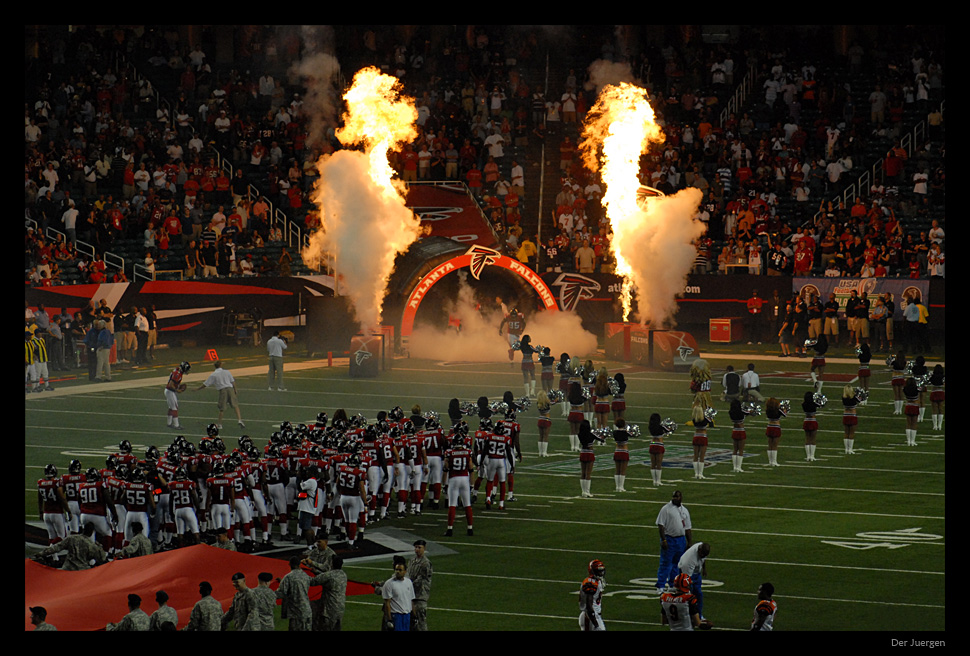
[442,435,474,537]
[751,582,777,631]
[164,361,191,429]
[205,462,235,536]
[579,559,606,631]
[335,454,368,550]
[61,459,86,534]
[483,424,514,510]
[169,466,202,545]
[122,468,155,543]
[78,468,114,551]
[660,573,702,631]
[37,464,70,547]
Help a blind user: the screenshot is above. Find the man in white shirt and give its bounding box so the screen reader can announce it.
[267,331,287,391]
[194,360,244,429]
[740,363,763,402]
[678,542,711,619]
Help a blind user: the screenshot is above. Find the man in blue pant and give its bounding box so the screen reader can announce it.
[654,489,692,593]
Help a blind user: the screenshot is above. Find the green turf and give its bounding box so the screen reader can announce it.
[25,340,945,632]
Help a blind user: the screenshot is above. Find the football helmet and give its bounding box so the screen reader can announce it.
[145,445,160,461]
[68,459,82,474]
[316,411,329,426]
[85,468,101,482]
[178,361,192,373]
[673,573,692,593]
[174,467,189,480]
[119,440,132,454]
[44,463,58,478]
[206,423,220,437]
[588,559,606,578]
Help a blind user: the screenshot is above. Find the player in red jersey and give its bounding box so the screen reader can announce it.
[417,416,445,510]
[168,466,202,545]
[496,403,523,502]
[335,455,368,549]
[225,454,256,548]
[442,435,474,537]
[403,429,428,515]
[243,447,273,544]
[37,464,70,547]
[484,424,515,510]
[61,459,86,534]
[78,468,114,552]
[164,361,191,429]
[122,468,155,543]
[263,444,292,540]
[205,462,235,537]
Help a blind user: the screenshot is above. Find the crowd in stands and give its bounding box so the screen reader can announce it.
[25,26,944,289]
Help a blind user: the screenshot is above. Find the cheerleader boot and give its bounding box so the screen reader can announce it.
[530,380,537,398]
[654,468,663,486]
[805,445,812,461]
[524,383,531,400]
[918,406,925,423]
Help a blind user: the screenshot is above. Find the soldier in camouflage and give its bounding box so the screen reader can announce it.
[182,581,223,631]
[106,594,151,631]
[35,523,106,570]
[310,555,347,631]
[222,572,261,631]
[276,557,312,631]
[408,540,433,631]
[251,573,278,631]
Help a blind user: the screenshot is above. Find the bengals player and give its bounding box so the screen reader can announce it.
[751,582,777,631]
[579,559,606,631]
[660,574,703,631]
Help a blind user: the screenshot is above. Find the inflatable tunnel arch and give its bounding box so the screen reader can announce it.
[400,245,558,338]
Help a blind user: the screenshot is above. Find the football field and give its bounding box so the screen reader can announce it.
[25,343,945,632]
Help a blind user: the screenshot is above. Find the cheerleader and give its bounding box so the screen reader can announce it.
[567,382,586,452]
[612,418,630,492]
[903,378,921,446]
[519,335,538,399]
[690,405,711,479]
[593,368,612,429]
[809,335,828,392]
[447,398,462,427]
[611,373,627,423]
[841,385,860,454]
[647,414,666,486]
[911,356,928,422]
[539,347,556,395]
[765,397,787,466]
[729,400,747,472]
[801,392,820,462]
[857,343,872,400]
[929,365,945,431]
[558,352,572,416]
[582,359,596,421]
[890,351,907,414]
[577,420,600,498]
[536,391,553,457]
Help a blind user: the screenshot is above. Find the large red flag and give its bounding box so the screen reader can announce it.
[25,544,373,631]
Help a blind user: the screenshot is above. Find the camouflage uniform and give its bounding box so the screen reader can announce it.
[183,595,223,631]
[408,555,433,631]
[38,533,106,570]
[148,605,178,631]
[118,533,153,558]
[304,545,335,631]
[276,568,312,631]
[251,585,278,631]
[311,568,348,631]
[222,588,260,631]
[107,608,150,631]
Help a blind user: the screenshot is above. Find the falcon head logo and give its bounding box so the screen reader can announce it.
[354,346,373,366]
[466,245,502,280]
[677,346,695,361]
[551,273,601,311]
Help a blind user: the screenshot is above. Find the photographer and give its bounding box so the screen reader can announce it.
[267,331,288,391]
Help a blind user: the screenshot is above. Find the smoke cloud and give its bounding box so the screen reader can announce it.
[408,272,598,362]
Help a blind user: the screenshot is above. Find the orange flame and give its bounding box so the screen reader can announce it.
[303,67,422,332]
[580,83,704,326]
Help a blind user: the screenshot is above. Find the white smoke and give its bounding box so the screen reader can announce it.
[621,188,706,327]
[408,272,598,362]
[585,59,640,94]
[288,26,341,148]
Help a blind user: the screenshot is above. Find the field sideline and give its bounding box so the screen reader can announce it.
[25,343,945,633]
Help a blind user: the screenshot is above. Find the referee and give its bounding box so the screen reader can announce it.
[194,360,244,429]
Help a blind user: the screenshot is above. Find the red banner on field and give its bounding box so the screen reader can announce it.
[24,544,372,631]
